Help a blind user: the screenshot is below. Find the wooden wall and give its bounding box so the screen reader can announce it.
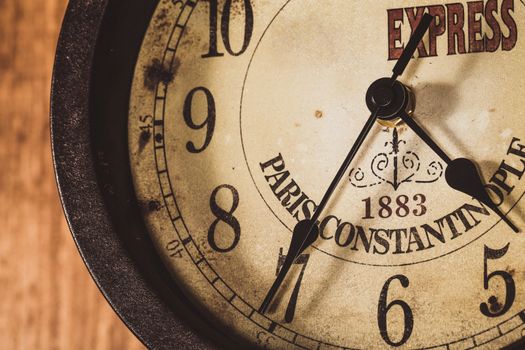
[0,1,145,348]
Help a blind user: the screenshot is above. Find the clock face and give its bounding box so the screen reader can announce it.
[128,0,525,348]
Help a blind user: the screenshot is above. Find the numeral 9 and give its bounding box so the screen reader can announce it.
[183,87,216,153]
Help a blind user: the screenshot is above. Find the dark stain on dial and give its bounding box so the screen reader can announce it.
[139,130,152,151]
[151,7,172,44]
[135,199,164,215]
[228,0,254,17]
[143,58,176,91]
[137,200,163,214]
[155,7,170,31]
[489,296,504,313]
[148,200,162,212]
[179,26,204,52]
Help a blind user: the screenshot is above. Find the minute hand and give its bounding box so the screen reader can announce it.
[398,111,519,233]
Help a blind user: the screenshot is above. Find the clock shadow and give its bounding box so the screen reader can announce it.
[295,245,348,320]
[410,53,525,229]
[266,264,304,314]
[298,127,383,317]
[411,54,480,159]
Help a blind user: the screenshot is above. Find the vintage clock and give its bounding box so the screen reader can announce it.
[52,0,525,348]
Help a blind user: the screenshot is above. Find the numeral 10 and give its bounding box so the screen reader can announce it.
[202,0,254,58]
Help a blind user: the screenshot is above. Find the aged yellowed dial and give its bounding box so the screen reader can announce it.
[128,0,525,348]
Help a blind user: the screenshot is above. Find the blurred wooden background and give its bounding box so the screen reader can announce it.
[0,1,145,349]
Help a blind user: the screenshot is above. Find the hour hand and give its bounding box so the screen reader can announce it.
[446,158,519,233]
[399,111,519,233]
[398,111,451,164]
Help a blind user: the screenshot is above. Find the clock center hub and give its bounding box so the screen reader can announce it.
[366,77,410,121]
[372,85,394,107]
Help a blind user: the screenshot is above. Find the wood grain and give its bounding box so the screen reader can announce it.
[0,1,145,349]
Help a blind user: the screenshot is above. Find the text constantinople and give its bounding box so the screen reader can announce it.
[259,138,525,256]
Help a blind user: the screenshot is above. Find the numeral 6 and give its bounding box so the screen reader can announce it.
[378,275,413,347]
